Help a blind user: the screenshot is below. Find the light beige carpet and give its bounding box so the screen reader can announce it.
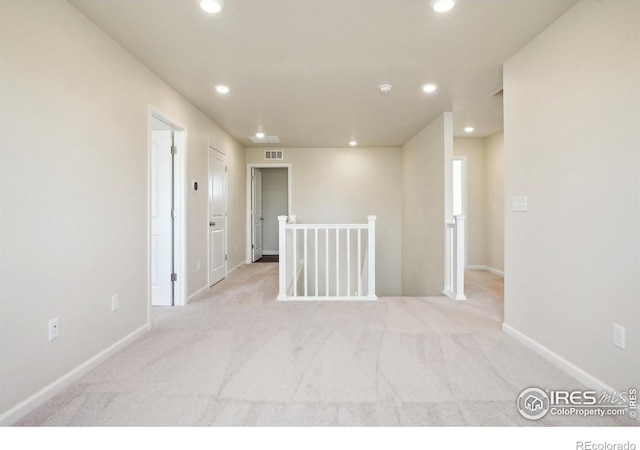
[17,265,634,426]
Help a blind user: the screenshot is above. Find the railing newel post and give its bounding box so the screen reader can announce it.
[454,215,467,300]
[367,215,377,300]
[277,215,288,300]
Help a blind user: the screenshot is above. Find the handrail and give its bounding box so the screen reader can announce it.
[286,223,370,230]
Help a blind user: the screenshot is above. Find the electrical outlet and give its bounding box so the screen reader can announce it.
[48,318,60,341]
[111,294,119,312]
[512,196,528,212]
[613,324,626,350]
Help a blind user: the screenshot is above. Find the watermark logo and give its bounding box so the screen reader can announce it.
[517,387,550,420]
[517,387,637,421]
[576,442,637,450]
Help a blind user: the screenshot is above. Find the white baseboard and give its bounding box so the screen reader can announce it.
[186,284,209,304]
[189,264,245,303]
[227,262,244,276]
[502,322,616,393]
[262,251,279,256]
[467,265,504,277]
[442,289,467,301]
[0,322,151,426]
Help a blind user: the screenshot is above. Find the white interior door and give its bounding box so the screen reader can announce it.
[151,128,174,306]
[209,147,226,286]
[252,168,263,262]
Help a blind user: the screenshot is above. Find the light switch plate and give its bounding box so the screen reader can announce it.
[48,318,60,341]
[613,324,626,349]
[512,196,528,212]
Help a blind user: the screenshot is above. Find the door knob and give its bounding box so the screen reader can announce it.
[210,221,216,227]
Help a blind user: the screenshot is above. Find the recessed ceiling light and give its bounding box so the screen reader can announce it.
[349,141,358,146]
[378,84,393,95]
[422,83,438,93]
[255,132,265,139]
[199,0,224,14]
[464,127,474,133]
[430,0,456,13]
[215,84,230,94]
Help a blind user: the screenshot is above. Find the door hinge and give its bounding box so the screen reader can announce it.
[251,244,255,249]
[171,146,177,155]
[225,255,228,261]
[225,166,228,172]
[171,273,177,282]
[171,209,176,219]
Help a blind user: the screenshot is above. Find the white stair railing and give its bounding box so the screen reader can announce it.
[278,215,377,301]
[444,215,467,300]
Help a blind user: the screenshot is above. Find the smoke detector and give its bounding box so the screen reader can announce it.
[378,84,393,95]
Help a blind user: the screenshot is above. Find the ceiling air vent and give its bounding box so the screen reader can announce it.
[249,135,281,144]
[264,150,284,160]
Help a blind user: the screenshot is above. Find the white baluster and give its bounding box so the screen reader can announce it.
[304,228,308,297]
[347,228,351,297]
[336,228,340,297]
[314,228,319,297]
[357,228,362,297]
[278,216,287,300]
[293,227,297,297]
[325,228,329,297]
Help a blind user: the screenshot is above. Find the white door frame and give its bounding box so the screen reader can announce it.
[208,145,228,287]
[246,163,292,264]
[251,167,263,262]
[147,107,187,310]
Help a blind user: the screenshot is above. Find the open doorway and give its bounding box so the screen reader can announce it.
[246,164,291,263]
[148,111,186,307]
[451,135,505,306]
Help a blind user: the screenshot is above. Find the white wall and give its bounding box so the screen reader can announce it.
[0,0,245,422]
[246,147,402,296]
[261,168,288,254]
[484,131,504,273]
[453,138,486,267]
[504,0,639,391]
[402,113,453,296]
[226,145,247,272]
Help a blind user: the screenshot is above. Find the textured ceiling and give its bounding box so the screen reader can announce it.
[67,0,579,147]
